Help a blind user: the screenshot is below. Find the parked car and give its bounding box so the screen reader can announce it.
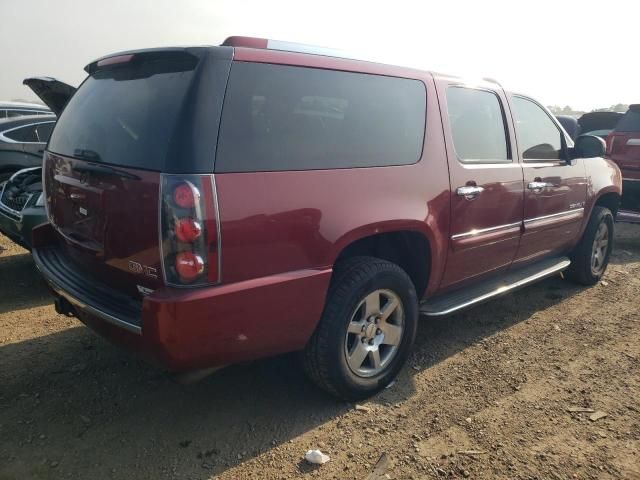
[30,37,622,400]
[0,101,51,119]
[0,167,46,249]
[579,111,624,139]
[0,114,56,182]
[0,78,77,247]
[606,105,640,222]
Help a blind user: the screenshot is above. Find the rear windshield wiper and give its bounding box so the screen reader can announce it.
[72,160,140,181]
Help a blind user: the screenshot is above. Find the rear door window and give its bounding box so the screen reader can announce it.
[512,96,564,161]
[216,62,426,172]
[445,87,510,163]
[615,108,640,132]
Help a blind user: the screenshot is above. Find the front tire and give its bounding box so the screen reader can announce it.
[566,206,614,285]
[303,257,418,400]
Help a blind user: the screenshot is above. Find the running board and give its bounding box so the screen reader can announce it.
[617,209,640,224]
[420,257,571,316]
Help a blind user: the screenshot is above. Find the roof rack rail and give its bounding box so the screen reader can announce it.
[222,36,366,62]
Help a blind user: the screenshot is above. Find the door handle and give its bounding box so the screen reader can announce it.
[456,185,484,200]
[527,181,553,192]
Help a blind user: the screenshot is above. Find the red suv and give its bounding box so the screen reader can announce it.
[606,105,640,222]
[32,37,622,399]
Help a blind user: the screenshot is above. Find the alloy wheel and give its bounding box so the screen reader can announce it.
[344,289,405,378]
[590,221,609,275]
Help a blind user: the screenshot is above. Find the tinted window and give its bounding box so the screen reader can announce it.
[0,110,5,119]
[512,96,563,160]
[216,63,426,172]
[4,124,39,142]
[615,109,640,132]
[34,122,54,142]
[48,52,199,170]
[446,87,509,162]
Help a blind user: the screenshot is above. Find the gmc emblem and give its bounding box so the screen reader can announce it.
[128,261,158,279]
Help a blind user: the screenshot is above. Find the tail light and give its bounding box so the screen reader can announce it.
[160,174,220,286]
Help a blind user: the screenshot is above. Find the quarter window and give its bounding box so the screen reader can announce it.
[4,124,39,142]
[216,63,426,172]
[446,87,509,163]
[512,96,564,160]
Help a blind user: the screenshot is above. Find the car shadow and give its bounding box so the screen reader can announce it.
[0,273,586,479]
[0,250,51,314]
[610,222,640,266]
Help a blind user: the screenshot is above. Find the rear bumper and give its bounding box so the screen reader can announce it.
[32,234,331,371]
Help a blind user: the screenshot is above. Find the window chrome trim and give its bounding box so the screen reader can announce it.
[524,208,584,225]
[0,120,55,144]
[622,177,640,182]
[5,109,50,115]
[451,221,521,240]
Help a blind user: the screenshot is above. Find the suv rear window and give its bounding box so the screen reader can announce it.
[615,108,640,132]
[47,52,199,170]
[215,63,426,172]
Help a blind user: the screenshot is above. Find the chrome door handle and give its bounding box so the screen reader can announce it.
[527,181,553,192]
[456,185,484,199]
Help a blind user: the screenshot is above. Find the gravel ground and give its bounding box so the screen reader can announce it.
[0,223,638,480]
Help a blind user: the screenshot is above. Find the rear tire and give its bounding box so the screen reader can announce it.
[566,206,614,285]
[303,256,418,400]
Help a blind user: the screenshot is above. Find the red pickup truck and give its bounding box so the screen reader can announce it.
[31,37,622,399]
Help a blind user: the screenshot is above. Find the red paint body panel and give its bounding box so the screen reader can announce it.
[70,268,331,370]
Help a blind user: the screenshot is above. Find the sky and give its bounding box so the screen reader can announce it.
[1,0,638,111]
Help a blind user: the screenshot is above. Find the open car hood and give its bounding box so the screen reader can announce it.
[23,77,76,116]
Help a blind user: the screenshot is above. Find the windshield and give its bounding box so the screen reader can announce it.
[48,52,198,171]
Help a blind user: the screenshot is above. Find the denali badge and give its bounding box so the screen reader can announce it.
[128,261,158,279]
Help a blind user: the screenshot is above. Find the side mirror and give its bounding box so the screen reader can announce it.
[573,134,606,159]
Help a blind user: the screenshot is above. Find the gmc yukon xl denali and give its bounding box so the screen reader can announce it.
[31,37,622,399]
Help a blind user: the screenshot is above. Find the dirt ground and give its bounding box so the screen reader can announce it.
[0,224,638,480]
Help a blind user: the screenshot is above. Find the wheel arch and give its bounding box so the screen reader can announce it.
[328,222,438,298]
[593,190,621,217]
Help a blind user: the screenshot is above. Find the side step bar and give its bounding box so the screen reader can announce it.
[420,257,571,316]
